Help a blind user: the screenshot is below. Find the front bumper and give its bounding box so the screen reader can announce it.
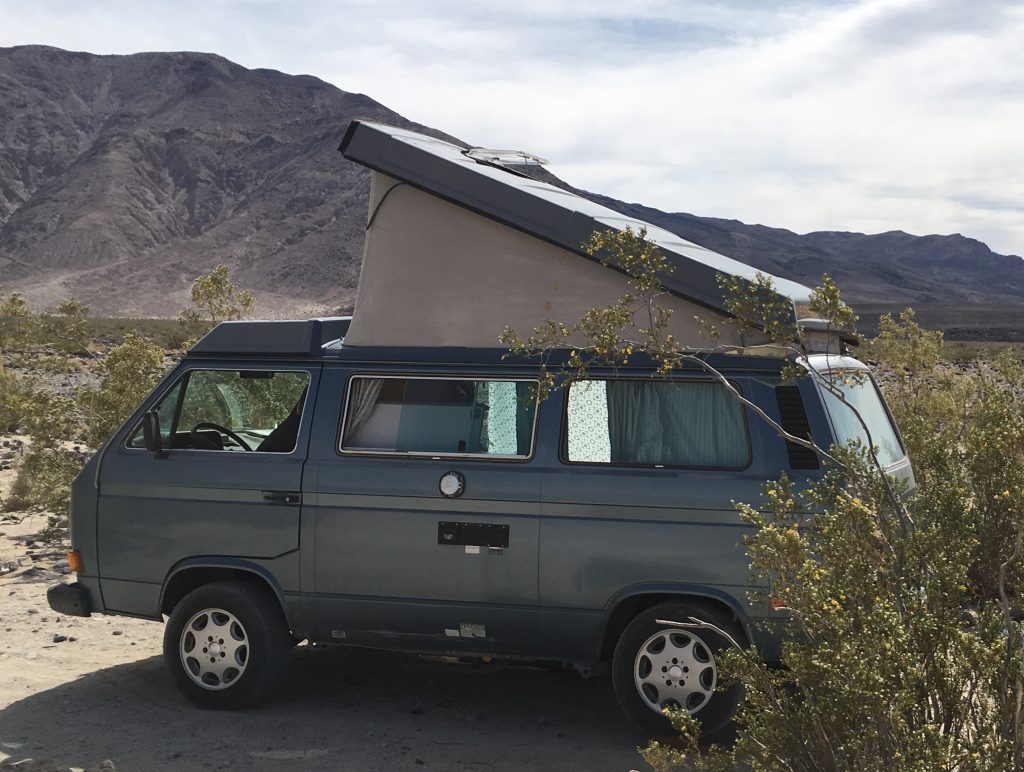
[47,582,93,617]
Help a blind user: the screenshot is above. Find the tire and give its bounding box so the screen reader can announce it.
[163,581,292,709]
[611,601,744,738]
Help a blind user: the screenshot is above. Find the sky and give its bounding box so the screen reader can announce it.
[2,0,1022,256]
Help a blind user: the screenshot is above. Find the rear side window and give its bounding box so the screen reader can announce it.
[340,376,538,458]
[128,369,310,453]
[565,380,750,468]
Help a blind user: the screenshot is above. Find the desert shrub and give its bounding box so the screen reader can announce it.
[644,443,1022,771]
[177,263,255,341]
[872,310,1024,601]
[0,369,37,432]
[78,332,166,449]
[501,231,1023,770]
[8,443,82,522]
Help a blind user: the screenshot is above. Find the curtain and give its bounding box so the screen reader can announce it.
[606,381,664,464]
[658,382,747,467]
[515,382,537,456]
[605,381,747,467]
[344,378,383,441]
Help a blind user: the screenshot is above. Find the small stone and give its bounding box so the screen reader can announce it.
[26,608,38,615]
[68,636,77,642]
[53,633,67,643]
[112,630,123,636]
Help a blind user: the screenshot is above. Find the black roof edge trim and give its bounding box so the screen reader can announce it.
[188,317,352,357]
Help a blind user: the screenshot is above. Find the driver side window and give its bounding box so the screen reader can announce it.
[128,369,310,453]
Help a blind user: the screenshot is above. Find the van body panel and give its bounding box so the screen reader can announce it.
[68,451,104,612]
[298,596,542,655]
[99,578,162,618]
[301,364,542,646]
[94,361,320,615]
[162,553,300,605]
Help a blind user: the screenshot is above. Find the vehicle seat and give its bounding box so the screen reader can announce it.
[256,386,308,453]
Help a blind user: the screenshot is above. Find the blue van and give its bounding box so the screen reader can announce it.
[48,317,912,736]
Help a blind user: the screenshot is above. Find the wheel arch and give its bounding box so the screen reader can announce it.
[597,584,751,662]
[160,558,288,622]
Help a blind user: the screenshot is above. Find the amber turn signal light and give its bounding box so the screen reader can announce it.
[67,549,83,573]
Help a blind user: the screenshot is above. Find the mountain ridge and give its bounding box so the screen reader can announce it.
[2,44,1021,333]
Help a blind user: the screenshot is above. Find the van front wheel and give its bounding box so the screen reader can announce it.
[611,601,744,738]
[163,581,291,709]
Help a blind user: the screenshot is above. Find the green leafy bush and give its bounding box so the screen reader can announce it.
[177,263,255,341]
[78,332,166,449]
[873,310,1024,602]
[644,444,1021,771]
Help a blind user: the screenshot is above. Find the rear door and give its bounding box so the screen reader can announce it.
[96,363,319,617]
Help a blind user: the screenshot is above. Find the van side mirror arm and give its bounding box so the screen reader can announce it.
[142,410,168,459]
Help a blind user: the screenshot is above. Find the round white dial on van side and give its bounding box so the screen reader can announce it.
[439,471,465,498]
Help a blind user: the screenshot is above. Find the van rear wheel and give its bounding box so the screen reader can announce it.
[611,601,744,738]
[163,581,291,709]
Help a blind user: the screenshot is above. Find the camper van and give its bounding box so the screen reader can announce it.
[47,122,913,736]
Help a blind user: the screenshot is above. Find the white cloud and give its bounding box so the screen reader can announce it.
[1,0,1021,255]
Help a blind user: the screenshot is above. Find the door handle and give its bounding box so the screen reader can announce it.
[262,490,301,505]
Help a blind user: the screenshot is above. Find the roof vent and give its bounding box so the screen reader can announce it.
[464,147,549,167]
[775,385,820,470]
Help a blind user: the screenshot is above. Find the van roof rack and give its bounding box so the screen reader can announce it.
[188,317,351,357]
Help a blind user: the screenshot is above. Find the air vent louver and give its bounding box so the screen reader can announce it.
[775,385,820,470]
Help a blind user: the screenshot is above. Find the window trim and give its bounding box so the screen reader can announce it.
[558,376,754,472]
[123,365,314,457]
[337,372,541,462]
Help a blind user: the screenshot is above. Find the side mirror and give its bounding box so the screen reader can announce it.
[142,410,167,459]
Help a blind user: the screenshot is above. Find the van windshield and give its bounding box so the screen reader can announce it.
[819,373,905,467]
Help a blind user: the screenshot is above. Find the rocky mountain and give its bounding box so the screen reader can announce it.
[1,45,1022,334]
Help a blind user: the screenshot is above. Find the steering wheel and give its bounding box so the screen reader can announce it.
[190,422,253,451]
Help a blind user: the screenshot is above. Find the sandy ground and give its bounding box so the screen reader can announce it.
[0,449,654,771]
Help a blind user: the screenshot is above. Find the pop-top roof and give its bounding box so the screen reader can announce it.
[339,121,814,316]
